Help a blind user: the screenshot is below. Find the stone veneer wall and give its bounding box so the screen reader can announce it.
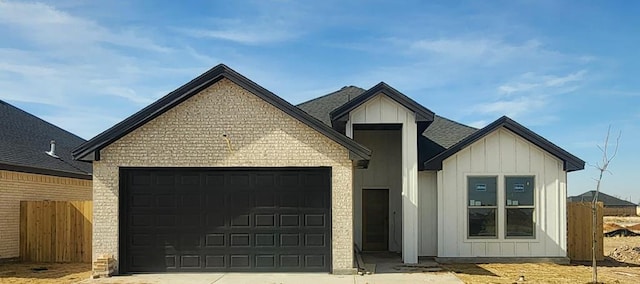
[92,78,354,273]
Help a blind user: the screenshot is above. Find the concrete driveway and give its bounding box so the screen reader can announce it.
[81,272,463,284]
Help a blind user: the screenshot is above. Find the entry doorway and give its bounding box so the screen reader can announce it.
[362,189,389,251]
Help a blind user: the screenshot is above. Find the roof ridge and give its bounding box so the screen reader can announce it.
[296,86,365,107]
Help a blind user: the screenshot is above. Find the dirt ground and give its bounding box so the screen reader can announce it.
[445,236,640,283]
[0,262,90,284]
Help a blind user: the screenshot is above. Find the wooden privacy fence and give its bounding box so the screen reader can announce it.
[20,201,92,263]
[567,202,603,261]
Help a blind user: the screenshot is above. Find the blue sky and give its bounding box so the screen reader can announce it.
[1,0,638,203]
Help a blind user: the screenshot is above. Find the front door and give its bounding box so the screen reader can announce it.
[362,189,389,251]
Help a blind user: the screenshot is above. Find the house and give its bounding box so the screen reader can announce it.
[0,100,92,260]
[569,191,638,216]
[73,64,584,274]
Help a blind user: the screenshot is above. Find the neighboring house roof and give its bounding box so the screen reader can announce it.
[568,191,638,207]
[297,85,477,169]
[0,100,92,179]
[72,64,372,165]
[424,116,585,172]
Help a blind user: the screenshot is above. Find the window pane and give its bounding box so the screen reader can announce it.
[468,208,496,237]
[506,208,534,237]
[468,177,497,206]
[505,176,534,206]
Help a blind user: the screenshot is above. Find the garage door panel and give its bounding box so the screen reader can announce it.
[156,234,177,248]
[279,192,300,208]
[279,214,300,227]
[230,214,250,227]
[304,214,326,227]
[156,174,175,185]
[122,168,331,273]
[255,192,276,207]
[255,214,276,227]
[205,234,225,247]
[180,255,202,268]
[230,254,250,268]
[230,191,252,208]
[155,194,176,208]
[255,233,276,247]
[230,174,251,188]
[280,233,301,247]
[131,173,152,186]
[256,174,276,187]
[305,255,326,267]
[130,194,153,208]
[255,254,276,268]
[205,213,226,227]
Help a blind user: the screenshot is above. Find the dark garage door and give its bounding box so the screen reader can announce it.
[119,167,331,273]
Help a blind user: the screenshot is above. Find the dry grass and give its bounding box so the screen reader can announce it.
[444,236,640,283]
[0,262,91,284]
[443,262,640,284]
[605,216,640,226]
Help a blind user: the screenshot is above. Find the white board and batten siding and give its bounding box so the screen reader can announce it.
[418,171,438,256]
[347,94,421,263]
[437,128,567,258]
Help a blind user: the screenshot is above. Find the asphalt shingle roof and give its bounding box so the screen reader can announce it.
[568,190,638,207]
[297,85,477,165]
[0,100,92,178]
[297,86,366,126]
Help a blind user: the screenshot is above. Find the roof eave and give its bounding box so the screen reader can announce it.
[329,82,434,126]
[0,162,92,180]
[423,116,586,172]
[72,64,371,163]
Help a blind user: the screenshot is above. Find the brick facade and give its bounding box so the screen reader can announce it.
[0,170,92,259]
[93,79,354,273]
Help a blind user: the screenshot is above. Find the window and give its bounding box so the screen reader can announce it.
[505,176,535,238]
[467,176,497,238]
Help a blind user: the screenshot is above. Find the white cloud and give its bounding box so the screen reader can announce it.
[0,1,220,137]
[176,5,308,46]
[0,1,171,53]
[408,38,549,66]
[179,26,299,45]
[102,86,154,105]
[474,96,547,118]
[468,120,489,129]
[498,70,587,96]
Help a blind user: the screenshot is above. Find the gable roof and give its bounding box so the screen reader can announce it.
[72,64,371,164]
[329,82,435,129]
[569,191,637,207]
[424,116,585,172]
[0,100,91,179]
[297,85,476,170]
